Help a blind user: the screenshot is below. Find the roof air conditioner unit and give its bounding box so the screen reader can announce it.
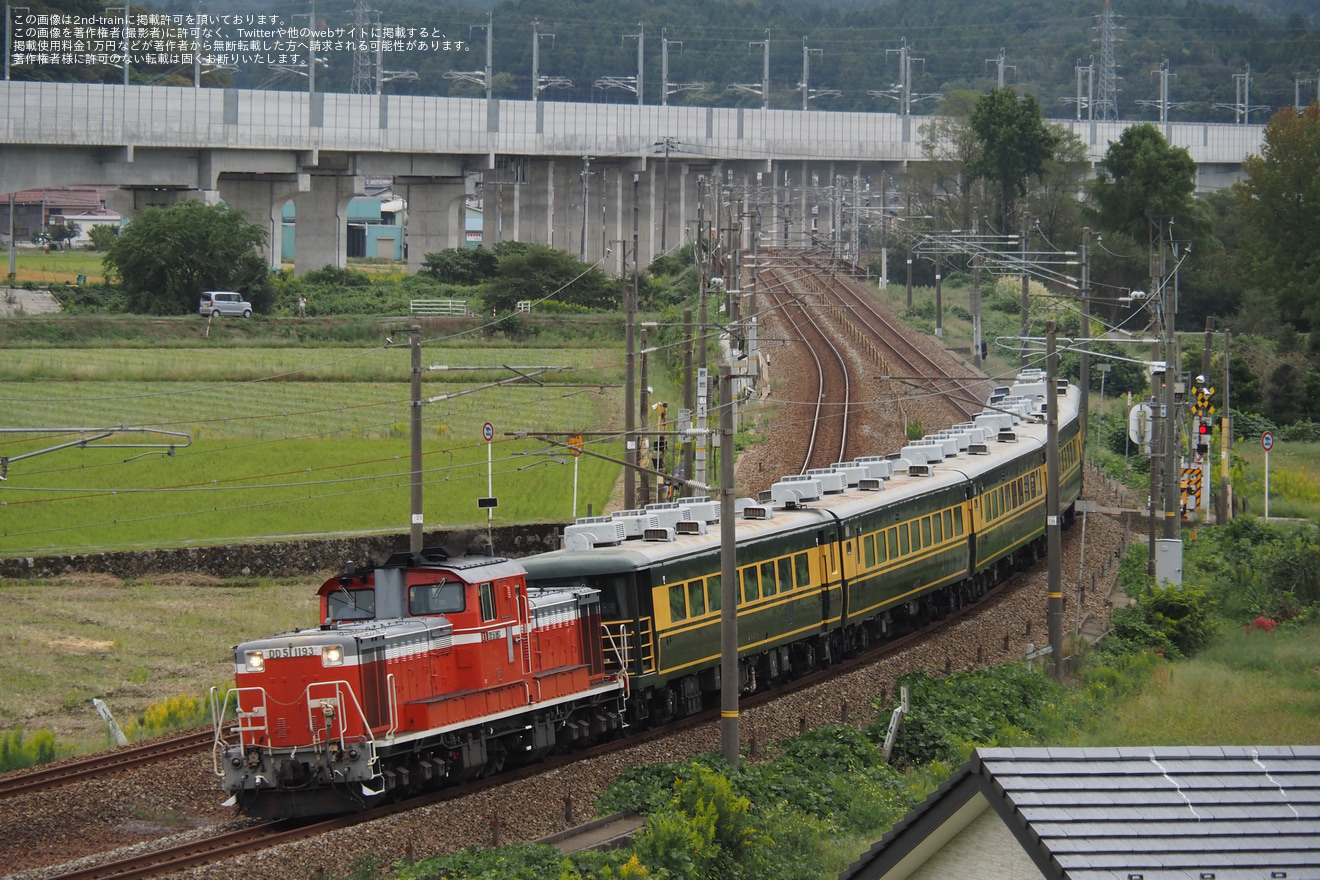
[805,468,848,493]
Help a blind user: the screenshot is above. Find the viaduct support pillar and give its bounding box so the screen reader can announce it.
[293,174,362,276]
[216,177,300,269]
[402,177,468,272]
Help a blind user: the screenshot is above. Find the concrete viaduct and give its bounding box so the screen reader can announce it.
[0,80,1265,275]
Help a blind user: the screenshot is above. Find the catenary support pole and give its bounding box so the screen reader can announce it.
[410,326,423,552]
[1046,322,1063,681]
[719,365,740,768]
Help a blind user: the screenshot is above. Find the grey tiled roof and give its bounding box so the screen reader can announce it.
[841,746,1320,880]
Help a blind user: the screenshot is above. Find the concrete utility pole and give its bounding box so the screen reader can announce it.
[409,326,424,552]
[1220,330,1232,522]
[683,307,694,496]
[531,19,553,106]
[800,37,823,110]
[639,327,651,507]
[624,173,639,510]
[970,209,982,367]
[1162,248,1180,542]
[1079,228,1092,442]
[1020,217,1030,368]
[1045,323,1063,681]
[751,30,770,109]
[719,364,739,769]
[624,23,644,106]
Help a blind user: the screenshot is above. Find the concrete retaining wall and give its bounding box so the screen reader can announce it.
[0,524,564,580]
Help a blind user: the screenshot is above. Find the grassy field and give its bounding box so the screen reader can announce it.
[6,248,107,284]
[1074,624,1320,745]
[0,334,652,554]
[1232,440,1320,521]
[0,574,317,749]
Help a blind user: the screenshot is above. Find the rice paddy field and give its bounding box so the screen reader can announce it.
[0,343,629,555]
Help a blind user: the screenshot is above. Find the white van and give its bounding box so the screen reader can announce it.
[199,291,252,317]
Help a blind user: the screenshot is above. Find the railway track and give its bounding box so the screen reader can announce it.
[755,259,852,472]
[47,568,1025,880]
[777,249,990,423]
[0,729,212,800]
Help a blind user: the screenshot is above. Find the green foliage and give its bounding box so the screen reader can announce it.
[482,245,623,315]
[1089,123,1199,249]
[904,420,926,442]
[420,247,498,285]
[648,244,695,279]
[968,87,1060,229]
[634,764,761,879]
[124,694,211,739]
[1236,105,1320,332]
[1105,571,1219,660]
[301,266,372,288]
[0,725,59,772]
[393,843,645,880]
[1185,518,1320,622]
[85,224,120,251]
[103,200,271,315]
[873,664,1081,766]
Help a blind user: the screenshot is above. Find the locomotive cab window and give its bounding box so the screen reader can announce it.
[479,581,497,622]
[409,581,465,616]
[328,588,375,622]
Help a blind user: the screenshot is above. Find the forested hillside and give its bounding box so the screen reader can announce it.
[17,0,1319,121]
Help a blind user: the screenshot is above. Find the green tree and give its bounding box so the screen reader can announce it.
[103,201,270,315]
[1088,123,1198,251]
[420,247,497,285]
[481,244,622,314]
[968,87,1059,232]
[85,224,120,251]
[46,220,80,250]
[1235,104,1320,332]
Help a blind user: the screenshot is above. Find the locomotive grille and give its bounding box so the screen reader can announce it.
[276,716,288,742]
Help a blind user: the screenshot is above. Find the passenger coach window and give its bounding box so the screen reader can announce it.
[778,558,793,592]
[933,514,944,543]
[899,526,910,555]
[409,581,465,616]
[669,584,687,622]
[687,580,706,617]
[886,529,899,559]
[761,561,777,597]
[794,553,810,588]
[479,582,497,622]
[922,517,932,546]
[953,509,965,536]
[707,575,722,611]
[864,535,876,567]
[742,567,760,602]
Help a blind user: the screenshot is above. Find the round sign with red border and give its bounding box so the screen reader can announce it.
[483,422,494,442]
[1262,431,1273,451]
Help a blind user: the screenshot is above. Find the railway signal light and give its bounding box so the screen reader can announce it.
[1196,419,1210,458]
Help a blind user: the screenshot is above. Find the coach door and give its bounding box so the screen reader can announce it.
[816,529,839,627]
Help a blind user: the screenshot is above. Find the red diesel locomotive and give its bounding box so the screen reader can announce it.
[212,547,625,818]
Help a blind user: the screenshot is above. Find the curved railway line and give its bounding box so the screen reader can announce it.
[0,729,212,800]
[755,258,852,472]
[764,249,990,425]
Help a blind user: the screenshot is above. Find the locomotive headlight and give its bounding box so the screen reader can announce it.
[321,644,344,667]
[244,650,265,673]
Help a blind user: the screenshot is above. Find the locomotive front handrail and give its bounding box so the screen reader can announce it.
[305,680,375,754]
